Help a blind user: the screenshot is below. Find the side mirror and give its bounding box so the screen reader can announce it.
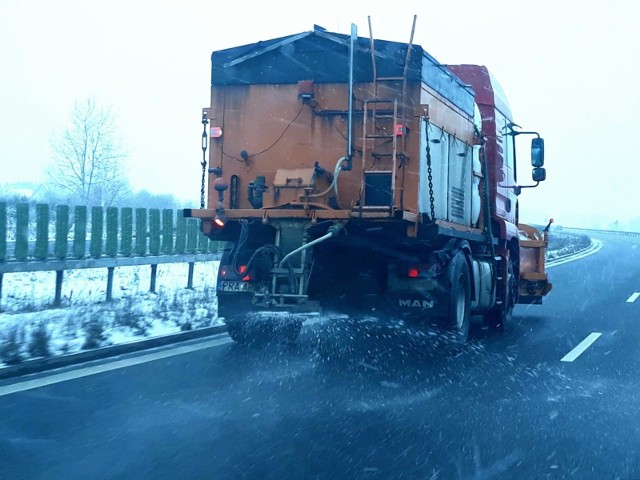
[531,137,544,167]
[532,167,546,182]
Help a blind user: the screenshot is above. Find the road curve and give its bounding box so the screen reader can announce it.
[1,233,639,480]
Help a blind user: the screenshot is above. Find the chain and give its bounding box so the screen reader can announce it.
[424,118,436,221]
[200,112,209,209]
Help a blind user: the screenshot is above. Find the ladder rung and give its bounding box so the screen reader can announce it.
[371,153,393,157]
[374,114,395,119]
[376,76,404,81]
[366,134,394,139]
[365,170,393,174]
[366,99,395,104]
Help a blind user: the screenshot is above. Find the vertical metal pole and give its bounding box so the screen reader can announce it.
[346,23,357,170]
[150,264,157,293]
[54,270,64,307]
[187,262,194,289]
[0,273,3,307]
[106,267,114,301]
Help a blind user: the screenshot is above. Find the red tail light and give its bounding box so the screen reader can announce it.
[239,265,251,282]
[408,267,419,278]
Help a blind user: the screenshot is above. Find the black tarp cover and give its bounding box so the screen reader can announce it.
[211,29,475,117]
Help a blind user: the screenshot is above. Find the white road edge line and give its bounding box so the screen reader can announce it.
[626,292,640,303]
[547,239,603,269]
[561,332,602,362]
[0,336,232,398]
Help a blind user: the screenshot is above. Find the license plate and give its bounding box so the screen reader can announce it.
[219,281,249,292]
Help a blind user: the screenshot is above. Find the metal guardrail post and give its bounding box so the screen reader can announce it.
[54,271,64,307]
[106,266,115,302]
[150,264,157,293]
[187,262,194,289]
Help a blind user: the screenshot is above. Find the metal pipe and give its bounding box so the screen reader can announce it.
[345,23,357,170]
[278,225,341,268]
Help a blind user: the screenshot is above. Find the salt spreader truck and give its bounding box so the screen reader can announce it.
[184,21,552,344]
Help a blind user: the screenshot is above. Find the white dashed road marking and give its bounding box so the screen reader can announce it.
[561,332,602,362]
[626,292,640,303]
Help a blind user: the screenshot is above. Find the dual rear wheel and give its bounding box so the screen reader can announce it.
[446,250,515,341]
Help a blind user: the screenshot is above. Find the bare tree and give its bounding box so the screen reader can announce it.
[48,98,130,207]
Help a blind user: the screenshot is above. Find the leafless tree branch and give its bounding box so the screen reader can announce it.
[47,98,130,207]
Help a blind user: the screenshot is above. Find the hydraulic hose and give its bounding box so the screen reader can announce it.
[278,224,342,269]
[308,156,346,208]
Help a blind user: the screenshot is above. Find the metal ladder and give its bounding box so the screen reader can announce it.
[360,15,416,210]
[361,98,399,208]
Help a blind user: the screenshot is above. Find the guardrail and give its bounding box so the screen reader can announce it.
[0,202,220,305]
[559,226,640,238]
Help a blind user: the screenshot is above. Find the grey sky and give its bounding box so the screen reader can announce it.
[1,0,638,228]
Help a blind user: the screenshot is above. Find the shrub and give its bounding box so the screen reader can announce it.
[28,322,51,358]
[82,319,105,349]
[0,326,23,365]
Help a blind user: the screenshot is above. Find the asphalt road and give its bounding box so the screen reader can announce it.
[1,233,639,480]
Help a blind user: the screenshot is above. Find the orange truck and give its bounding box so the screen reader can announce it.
[184,21,552,344]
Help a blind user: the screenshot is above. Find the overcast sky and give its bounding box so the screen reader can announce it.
[1,0,638,228]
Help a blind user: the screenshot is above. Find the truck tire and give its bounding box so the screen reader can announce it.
[448,252,471,341]
[484,259,515,330]
[225,319,267,346]
[225,316,302,347]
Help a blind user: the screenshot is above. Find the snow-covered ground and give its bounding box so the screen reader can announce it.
[0,231,591,368]
[0,261,221,366]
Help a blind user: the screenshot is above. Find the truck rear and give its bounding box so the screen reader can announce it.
[185,23,552,344]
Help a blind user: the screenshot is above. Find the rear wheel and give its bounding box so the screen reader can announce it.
[225,315,302,347]
[448,252,471,341]
[484,258,515,330]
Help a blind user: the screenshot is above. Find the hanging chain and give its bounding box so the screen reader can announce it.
[424,118,436,221]
[200,112,209,209]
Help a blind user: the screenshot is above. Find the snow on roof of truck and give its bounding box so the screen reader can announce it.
[210,29,475,117]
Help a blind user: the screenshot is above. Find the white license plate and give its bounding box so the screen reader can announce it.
[219,281,249,292]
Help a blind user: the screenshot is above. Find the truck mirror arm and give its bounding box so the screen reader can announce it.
[499,182,540,196]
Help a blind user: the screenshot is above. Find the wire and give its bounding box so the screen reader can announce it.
[250,103,306,159]
[221,150,245,163]
[218,103,305,164]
